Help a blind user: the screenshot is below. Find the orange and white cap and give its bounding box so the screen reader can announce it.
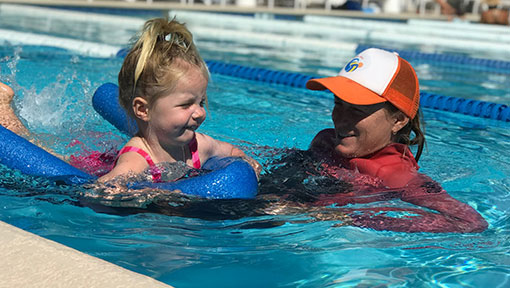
[306,48,420,119]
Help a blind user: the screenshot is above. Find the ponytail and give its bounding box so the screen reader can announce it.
[387,104,426,162]
[406,109,425,162]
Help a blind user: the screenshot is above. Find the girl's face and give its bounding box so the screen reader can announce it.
[331,98,399,158]
[148,67,207,147]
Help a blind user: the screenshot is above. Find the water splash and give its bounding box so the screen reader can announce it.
[18,79,69,130]
[0,46,21,87]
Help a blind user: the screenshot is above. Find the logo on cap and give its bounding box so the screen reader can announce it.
[344,57,363,72]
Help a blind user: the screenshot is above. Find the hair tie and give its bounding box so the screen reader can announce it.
[164,33,188,50]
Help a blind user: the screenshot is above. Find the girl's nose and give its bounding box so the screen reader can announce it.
[192,106,206,121]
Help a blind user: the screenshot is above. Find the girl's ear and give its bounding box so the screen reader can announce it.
[132,97,150,121]
[391,111,410,135]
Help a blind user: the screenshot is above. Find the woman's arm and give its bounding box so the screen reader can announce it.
[400,176,487,232]
[349,175,488,233]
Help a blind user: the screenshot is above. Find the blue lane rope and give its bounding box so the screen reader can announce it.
[116,49,509,122]
[117,48,315,88]
[356,44,510,74]
[205,60,315,88]
[420,92,509,121]
[205,59,510,122]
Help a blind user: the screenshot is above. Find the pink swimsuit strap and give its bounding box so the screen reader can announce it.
[188,135,201,169]
[116,146,162,182]
[116,136,201,182]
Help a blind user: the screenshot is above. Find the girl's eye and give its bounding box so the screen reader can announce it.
[200,99,206,107]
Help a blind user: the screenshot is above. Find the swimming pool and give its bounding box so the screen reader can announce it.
[1,4,510,287]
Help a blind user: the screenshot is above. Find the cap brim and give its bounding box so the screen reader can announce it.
[306,76,387,105]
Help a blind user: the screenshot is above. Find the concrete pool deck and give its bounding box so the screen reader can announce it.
[0,221,172,287]
[0,0,481,22]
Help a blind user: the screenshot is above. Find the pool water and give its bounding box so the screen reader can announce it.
[1,6,510,288]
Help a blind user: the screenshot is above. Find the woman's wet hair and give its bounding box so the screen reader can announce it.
[386,102,425,162]
[118,18,209,118]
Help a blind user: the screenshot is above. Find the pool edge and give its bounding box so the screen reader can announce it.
[0,220,173,287]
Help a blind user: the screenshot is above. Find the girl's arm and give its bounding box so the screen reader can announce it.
[98,151,148,182]
[197,133,262,177]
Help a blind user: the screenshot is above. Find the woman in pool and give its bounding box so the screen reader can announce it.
[302,48,488,233]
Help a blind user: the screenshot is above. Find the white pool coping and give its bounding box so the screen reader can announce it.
[0,221,172,287]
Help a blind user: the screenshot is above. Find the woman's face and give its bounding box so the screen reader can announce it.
[331,98,398,158]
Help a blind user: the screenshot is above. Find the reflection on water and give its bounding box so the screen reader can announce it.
[2,154,508,288]
[2,146,484,235]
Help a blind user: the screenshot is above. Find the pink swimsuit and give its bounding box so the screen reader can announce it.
[116,136,201,182]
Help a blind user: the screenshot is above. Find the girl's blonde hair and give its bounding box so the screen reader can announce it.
[118,18,208,118]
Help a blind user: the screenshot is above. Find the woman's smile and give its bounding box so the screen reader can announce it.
[332,99,396,158]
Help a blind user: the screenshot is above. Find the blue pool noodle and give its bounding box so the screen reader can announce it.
[91,82,138,136]
[92,83,258,199]
[131,157,258,199]
[0,125,93,184]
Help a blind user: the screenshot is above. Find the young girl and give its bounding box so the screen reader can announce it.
[0,18,260,183]
[99,18,261,182]
[304,48,488,233]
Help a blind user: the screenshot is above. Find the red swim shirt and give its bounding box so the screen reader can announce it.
[343,143,419,188]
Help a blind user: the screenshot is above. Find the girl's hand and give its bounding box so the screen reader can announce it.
[197,132,262,179]
[242,155,262,179]
[231,147,262,179]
